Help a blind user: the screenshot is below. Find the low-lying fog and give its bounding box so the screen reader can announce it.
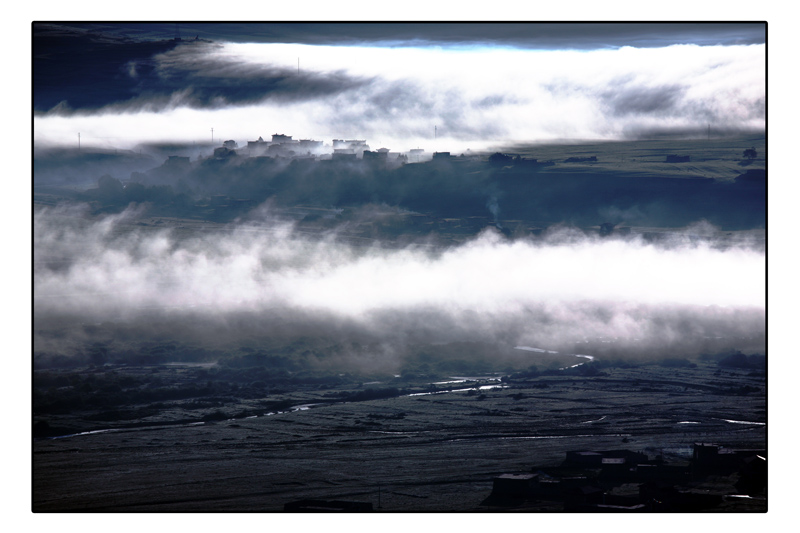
[33,203,765,370]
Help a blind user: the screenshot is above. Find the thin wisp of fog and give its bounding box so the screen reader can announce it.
[34,203,765,368]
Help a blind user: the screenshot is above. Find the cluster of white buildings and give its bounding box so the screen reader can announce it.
[244,134,325,158]
[230,133,418,163]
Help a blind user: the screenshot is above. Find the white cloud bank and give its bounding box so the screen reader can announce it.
[34,204,765,357]
[34,42,765,152]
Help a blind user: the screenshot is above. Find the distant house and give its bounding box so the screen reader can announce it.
[331,139,370,157]
[692,443,721,464]
[565,451,603,466]
[564,450,648,467]
[271,133,293,143]
[222,140,238,149]
[245,136,322,158]
[408,148,425,162]
[213,147,237,158]
[363,150,388,161]
[488,152,513,165]
[333,139,368,149]
[491,473,539,497]
[332,149,357,161]
[565,484,605,504]
[247,136,269,155]
[692,442,766,471]
[267,144,295,156]
[297,139,323,153]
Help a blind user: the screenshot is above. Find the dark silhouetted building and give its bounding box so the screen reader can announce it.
[408,148,425,162]
[272,133,293,143]
[491,473,539,497]
[692,442,766,472]
[247,136,269,155]
[332,149,357,161]
[564,450,648,467]
[213,147,237,159]
[297,139,323,153]
[363,150,388,161]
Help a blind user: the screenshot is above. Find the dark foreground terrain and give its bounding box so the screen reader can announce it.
[33,355,765,512]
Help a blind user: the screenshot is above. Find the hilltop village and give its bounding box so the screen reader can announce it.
[239,134,410,164]
[33,133,766,243]
[202,132,480,166]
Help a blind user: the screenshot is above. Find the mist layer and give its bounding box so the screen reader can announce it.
[34,204,765,364]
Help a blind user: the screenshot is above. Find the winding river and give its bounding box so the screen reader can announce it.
[514,346,595,369]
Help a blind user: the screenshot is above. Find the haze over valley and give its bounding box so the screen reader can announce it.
[32,22,766,513]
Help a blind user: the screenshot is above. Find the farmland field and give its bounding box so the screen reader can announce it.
[33,356,765,512]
